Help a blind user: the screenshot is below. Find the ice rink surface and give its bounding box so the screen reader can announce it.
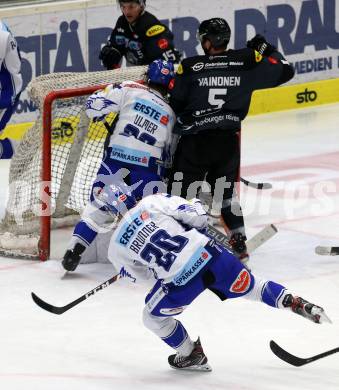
[0,103,338,390]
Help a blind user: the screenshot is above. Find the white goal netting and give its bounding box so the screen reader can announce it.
[0,66,147,260]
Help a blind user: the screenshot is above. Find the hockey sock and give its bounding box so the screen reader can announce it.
[162,320,194,356]
[0,138,16,159]
[244,275,286,308]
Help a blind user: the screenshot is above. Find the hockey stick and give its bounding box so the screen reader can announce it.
[270,340,339,367]
[206,224,277,254]
[31,273,123,315]
[315,246,339,256]
[240,177,272,190]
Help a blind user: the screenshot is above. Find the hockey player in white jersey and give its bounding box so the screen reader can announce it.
[62,59,176,272]
[98,182,331,371]
[0,20,22,159]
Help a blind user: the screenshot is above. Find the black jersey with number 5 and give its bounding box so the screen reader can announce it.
[169,48,294,135]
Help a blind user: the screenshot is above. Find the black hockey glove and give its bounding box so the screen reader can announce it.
[99,44,122,69]
[62,243,86,272]
[246,34,276,56]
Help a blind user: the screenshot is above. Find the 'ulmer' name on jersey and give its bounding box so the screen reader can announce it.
[198,76,241,87]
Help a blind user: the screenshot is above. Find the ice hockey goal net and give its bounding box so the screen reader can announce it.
[0,66,147,260]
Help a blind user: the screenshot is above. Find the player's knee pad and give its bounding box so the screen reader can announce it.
[142,307,176,336]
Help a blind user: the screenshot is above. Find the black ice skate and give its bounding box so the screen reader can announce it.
[229,232,249,264]
[168,338,212,372]
[282,294,332,324]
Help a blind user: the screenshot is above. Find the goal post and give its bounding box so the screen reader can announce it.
[0,66,147,260]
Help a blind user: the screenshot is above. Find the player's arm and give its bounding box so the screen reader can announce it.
[246,34,295,87]
[169,62,189,114]
[152,195,208,230]
[85,84,123,119]
[99,25,125,69]
[142,24,181,64]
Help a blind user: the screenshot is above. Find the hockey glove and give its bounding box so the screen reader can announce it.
[62,243,86,272]
[99,44,122,69]
[246,34,276,56]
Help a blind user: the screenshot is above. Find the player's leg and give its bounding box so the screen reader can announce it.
[0,94,21,159]
[207,245,331,324]
[168,134,209,199]
[207,132,248,261]
[143,278,211,371]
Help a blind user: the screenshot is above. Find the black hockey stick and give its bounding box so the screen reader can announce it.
[315,246,339,256]
[270,340,339,367]
[240,177,272,190]
[31,273,123,315]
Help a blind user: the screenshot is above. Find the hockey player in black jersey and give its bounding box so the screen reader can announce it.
[99,0,181,68]
[168,18,295,262]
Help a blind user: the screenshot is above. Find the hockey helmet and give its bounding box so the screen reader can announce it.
[198,18,231,48]
[93,180,137,216]
[147,59,175,88]
[118,0,146,7]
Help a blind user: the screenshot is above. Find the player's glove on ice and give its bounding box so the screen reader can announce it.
[62,243,86,272]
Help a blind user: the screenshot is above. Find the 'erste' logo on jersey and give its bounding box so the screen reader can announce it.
[146,25,166,37]
[134,98,169,125]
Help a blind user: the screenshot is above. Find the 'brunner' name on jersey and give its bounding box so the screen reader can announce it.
[198,76,241,87]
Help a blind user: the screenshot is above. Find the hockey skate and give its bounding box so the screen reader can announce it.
[229,232,249,264]
[168,338,212,372]
[283,294,332,324]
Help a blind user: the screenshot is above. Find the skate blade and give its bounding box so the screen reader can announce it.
[312,307,333,324]
[319,311,332,324]
[170,363,212,372]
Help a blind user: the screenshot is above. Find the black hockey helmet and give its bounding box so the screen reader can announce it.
[198,18,231,48]
[118,0,146,6]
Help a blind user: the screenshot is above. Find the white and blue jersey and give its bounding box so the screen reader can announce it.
[0,20,22,109]
[86,81,176,169]
[0,20,22,135]
[109,194,210,285]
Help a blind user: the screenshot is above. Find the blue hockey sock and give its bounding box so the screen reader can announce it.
[161,320,189,350]
[0,138,15,159]
[261,280,286,308]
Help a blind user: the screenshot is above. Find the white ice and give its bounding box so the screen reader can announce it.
[0,103,339,390]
